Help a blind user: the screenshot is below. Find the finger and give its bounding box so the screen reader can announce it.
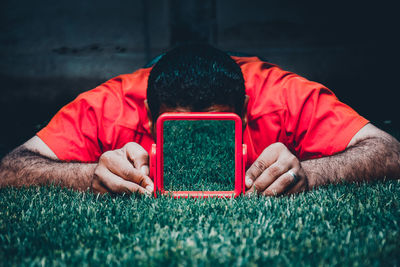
[91,178,108,194]
[95,166,151,195]
[124,142,149,174]
[108,163,154,193]
[285,170,308,195]
[262,168,299,196]
[285,180,305,195]
[101,151,154,192]
[245,146,281,189]
[251,161,291,193]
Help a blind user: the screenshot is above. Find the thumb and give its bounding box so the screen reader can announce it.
[124,142,149,175]
[245,143,282,189]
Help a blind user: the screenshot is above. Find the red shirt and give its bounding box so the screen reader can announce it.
[37,56,369,166]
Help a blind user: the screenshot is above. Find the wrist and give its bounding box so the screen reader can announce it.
[300,160,322,189]
[86,163,97,190]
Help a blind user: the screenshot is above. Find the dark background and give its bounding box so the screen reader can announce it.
[0,0,398,157]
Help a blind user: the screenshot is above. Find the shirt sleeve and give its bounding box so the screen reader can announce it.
[282,75,369,160]
[36,77,123,162]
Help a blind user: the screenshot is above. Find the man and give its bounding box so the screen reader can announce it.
[1,44,399,196]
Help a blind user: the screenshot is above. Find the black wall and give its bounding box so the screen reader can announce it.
[0,0,399,156]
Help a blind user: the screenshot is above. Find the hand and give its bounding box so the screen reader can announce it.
[245,142,308,196]
[91,142,154,195]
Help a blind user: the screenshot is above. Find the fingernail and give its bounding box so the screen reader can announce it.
[146,185,154,193]
[141,165,149,176]
[245,176,253,188]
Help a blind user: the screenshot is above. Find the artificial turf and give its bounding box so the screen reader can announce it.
[163,120,235,191]
[1,121,400,266]
[1,182,399,266]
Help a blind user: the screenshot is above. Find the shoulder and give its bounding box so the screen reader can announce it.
[69,67,152,132]
[86,67,151,101]
[231,55,290,120]
[231,55,333,119]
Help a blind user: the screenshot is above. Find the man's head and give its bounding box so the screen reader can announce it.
[146,44,247,132]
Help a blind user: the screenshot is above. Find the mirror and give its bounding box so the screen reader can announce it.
[163,120,235,191]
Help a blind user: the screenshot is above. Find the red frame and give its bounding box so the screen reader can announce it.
[150,112,247,198]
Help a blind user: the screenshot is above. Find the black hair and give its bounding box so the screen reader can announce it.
[146,44,245,120]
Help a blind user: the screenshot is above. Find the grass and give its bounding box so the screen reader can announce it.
[0,183,399,266]
[1,121,400,266]
[163,120,235,191]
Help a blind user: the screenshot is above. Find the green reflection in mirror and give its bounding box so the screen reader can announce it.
[163,120,235,191]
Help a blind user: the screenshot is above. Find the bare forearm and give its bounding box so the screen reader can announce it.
[0,146,96,190]
[302,135,400,188]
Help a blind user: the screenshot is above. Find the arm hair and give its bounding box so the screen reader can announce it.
[302,126,400,188]
[0,145,96,190]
